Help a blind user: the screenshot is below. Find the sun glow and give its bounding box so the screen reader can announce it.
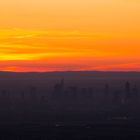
[0,0,140,71]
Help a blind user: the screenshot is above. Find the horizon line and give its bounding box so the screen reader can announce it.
[0,70,140,73]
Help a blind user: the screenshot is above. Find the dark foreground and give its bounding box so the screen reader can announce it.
[0,71,140,139]
[1,123,140,140]
[1,119,140,140]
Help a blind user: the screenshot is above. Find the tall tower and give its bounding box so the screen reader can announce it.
[125,81,130,94]
[125,81,131,103]
[52,79,65,99]
[60,79,64,92]
[29,86,37,100]
[105,84,109,94]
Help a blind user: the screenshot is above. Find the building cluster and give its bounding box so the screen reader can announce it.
[0,79,139,113]
[50,80,139,112]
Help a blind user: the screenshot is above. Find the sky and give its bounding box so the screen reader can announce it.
[0,0,140,72]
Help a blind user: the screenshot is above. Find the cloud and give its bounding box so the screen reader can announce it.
[0,29,140,71]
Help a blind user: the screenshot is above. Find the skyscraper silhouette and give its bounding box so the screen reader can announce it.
[29,86,37,100]
[123,81,132,105]
[125,81,131,101]
[125,81,130,94]
[52,79,65,99]
[105,84,109,95]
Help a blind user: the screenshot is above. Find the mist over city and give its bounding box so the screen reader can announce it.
[0,71,139,139]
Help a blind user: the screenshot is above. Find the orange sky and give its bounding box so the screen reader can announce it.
[0,0,140,72]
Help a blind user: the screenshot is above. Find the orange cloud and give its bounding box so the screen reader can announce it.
[0,0,140,72]
[0,28,140,71]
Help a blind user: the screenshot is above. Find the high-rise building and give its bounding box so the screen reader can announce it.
[125,81,130,94]
[105,84,109,94]
[52,79,65,99]
[124,81,131,104]
[125,81,131,100]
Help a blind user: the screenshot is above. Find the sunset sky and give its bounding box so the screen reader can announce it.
[0,0,140,72]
